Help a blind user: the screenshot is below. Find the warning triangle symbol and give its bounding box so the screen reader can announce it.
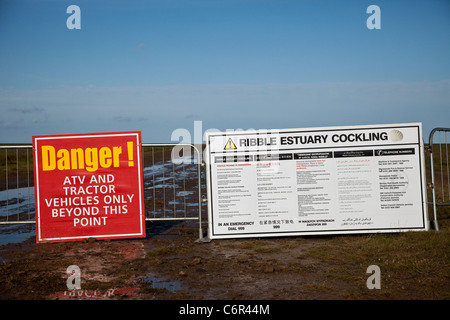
[224,138,237,150]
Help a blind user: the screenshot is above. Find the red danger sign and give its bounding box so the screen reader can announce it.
[33,131,146,243]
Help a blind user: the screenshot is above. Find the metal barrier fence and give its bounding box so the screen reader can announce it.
[428,128,450,232]
[141,143,204,239]
[0,144,205,239]
[2,130,448,237]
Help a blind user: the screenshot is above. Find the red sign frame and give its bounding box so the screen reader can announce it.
[33,131,146,243]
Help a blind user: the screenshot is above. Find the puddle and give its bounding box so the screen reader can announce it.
[0,224,35,246]
[144,276,185,292]
[0,186,35,218]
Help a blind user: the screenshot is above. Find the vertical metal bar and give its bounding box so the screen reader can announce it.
[430,133,439,231]
[446,132,449,202]
[6,149,8,221]
[195,146,203,240]
[173,151,176,217]
[162,146,166,218]
[439,132,444,201]
[27,148,30,221]
[142,145,145,220]
[152,147,156,218]
[16,149,19,218]
[183,147,187,218]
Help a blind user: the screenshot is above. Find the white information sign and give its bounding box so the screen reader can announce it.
[205,123,429,239]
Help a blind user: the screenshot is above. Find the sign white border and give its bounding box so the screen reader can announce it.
[33,132,145,242]
[205,123,429,240]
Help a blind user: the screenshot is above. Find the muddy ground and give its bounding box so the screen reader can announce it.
[0,219,448,302]
[1,145,448,304]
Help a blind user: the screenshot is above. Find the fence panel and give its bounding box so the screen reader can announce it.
[428,128,450,231]
[0,145,35,224]
[0,143,205,239]
[141,144,204,239]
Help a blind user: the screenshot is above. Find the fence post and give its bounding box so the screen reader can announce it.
[428,127,450,232]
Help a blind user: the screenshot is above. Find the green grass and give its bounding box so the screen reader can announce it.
[303,227,450,299]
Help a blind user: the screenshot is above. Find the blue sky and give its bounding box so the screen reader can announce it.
[0,0,449,143]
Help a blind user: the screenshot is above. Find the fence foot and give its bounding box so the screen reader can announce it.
[195,234,211,243]
[433,221,440,232]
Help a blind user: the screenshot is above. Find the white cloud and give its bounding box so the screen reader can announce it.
[8,106,45,114]
[130,43,147,53]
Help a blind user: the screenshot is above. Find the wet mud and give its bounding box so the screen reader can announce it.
[1,220,448,300]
